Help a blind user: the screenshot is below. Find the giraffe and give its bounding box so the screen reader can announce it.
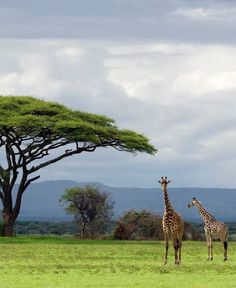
[188,197,228,261]
[159,176,184,265]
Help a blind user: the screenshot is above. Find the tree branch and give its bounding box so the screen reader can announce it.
[28,139,129,174]
[25,139,70,164]
[23,175,41,191]
[28,145,86,173]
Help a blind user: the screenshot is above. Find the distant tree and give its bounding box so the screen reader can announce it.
[0,96,157,236]
[59,185,114,239]
[15,221,77,236]
[113,210,163,240]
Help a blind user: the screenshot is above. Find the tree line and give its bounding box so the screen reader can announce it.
[3,219,236,241]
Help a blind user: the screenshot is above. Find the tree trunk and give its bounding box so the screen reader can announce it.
[2,205,16,237]
[2,219,15,237]
[81,222,86,239]
[1,177,26,237]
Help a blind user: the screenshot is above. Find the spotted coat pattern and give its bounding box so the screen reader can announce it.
[159,177,184,265]
[188,198,228,261]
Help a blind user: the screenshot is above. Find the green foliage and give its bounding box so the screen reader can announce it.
[59,185,114,238]
[0,239,236,288]
[0,95,157,154]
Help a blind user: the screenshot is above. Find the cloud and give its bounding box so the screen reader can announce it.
[104,41,236,185]
[0,0,236,45]
[173,6,236,21]
[106,43,236,104]
[1,39,236,187]
[107,43,194,56]
[173,69,236,96]
[0,57,66,99]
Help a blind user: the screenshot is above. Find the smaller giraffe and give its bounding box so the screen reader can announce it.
[188,197,228,261]
[159,177,184,265]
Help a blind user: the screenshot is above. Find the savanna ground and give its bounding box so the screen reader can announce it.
[0,237,235,288]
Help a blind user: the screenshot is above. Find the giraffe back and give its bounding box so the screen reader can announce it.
[204,219,228,240]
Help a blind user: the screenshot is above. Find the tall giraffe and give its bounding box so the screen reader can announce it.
[159,176,184,265]
[188,197,228,261]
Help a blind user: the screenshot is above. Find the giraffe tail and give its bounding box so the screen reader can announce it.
[224,241,228,250]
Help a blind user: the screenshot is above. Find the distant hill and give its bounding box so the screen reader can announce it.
[2,180,236,221]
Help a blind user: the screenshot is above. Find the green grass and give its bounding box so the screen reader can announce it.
[0,237,235,288]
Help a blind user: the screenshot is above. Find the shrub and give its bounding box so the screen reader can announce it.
[113,210,164,240]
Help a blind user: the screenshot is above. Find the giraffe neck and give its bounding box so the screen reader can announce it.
[194,202,215,223]
[162,187,174,213]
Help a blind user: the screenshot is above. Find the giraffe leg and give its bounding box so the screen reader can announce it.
[220,230,228,261]
[220,236,228,261]
[164,234,169,265]
[210,242,213,260]
[206,235,213,260]
[207,242,213,261]
[223,241,228,261]
[209,238,213,261]
[178,239,182,265]
[173,237,179,265]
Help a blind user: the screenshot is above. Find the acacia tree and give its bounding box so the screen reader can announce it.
[60,185,114,239]
[0,96,157,236]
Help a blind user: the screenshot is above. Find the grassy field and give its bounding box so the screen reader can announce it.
[0,237,235,288]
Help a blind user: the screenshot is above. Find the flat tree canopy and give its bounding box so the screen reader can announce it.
[0,96,157,236]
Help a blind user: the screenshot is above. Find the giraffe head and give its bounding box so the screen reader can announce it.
[158,176,171,189]
[187,197,199,208]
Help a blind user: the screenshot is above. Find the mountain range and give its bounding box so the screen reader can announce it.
[4,180,236,221]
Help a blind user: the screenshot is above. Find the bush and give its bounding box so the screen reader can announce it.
[113,210,164,240]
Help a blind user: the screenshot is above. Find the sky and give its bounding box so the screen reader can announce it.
[1,0,236,188]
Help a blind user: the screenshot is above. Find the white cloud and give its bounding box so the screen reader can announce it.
[173,6,236,21]
[106,43,236,105]
[106,63,165,101]
[1,39,236,187]
[0,52,66,99]
[104,41,236,187]
[107,43,194,56]
[173,69,236,96]
[56,47,86,62]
